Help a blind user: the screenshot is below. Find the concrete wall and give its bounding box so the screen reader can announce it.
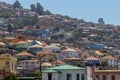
[86,67,93,80]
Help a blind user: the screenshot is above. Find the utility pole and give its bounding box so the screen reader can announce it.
[37,50,57,80]
[38,55,43,80]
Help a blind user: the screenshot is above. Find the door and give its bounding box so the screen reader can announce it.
[48,73,52,80]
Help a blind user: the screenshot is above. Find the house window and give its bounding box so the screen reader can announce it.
[5,61,10,70]
[66,74,72,80]
[48,73,52,80]
[81,74,85,80]
[111,75,115,80]
[12,62,13,71]
[103,75,106,80]
[76,74,79,80]
[15,62,17,71]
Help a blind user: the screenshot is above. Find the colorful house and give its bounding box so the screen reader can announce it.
[16,51,34,60]
[44,45,61,53]
[42,64,93,80]
[61,48,80,59]
[80,50,91,59]
[29,44,43,53]
[30,40,45,46]
[90,43,107,50]
[11,36,25,43]
[86,56,100,66]
[101,55,117,67]
[18,59,39,75]
[14,41,29,50]
[0,20,5,27]
[52,60,66,66]
[95,70,120,80]
[94,50,104,58]
[34,29,50,39]
[24,28,34,35]
[0,54,17,76]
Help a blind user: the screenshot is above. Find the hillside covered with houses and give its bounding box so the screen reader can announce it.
[0,1,120,80]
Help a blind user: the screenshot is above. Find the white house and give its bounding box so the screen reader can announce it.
[61,48,80,59]
[18,59,39,75]
[101,55,118,67]
[15,51,35,60]
[42,64,93,80]
[18,59,39,69]
[44,44,61,53]
[18,59,54,69]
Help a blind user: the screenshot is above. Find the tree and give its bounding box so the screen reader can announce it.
[36,3,44,15]
[35,71,42,80]
[22,14,38,26]
[53,26,60,32]
[43,10,52,15]
[98,18,105,26]
[30,4,36,11]
[7,24,13,32]
[30,3,52,15]
[100,61,108,70]
[13,0,22,9]
[2,73,18,80]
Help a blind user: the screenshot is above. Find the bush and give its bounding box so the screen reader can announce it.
[2,73,18,80]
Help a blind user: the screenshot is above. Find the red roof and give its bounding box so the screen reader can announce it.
[26,26,34,29]
[86,56,99,60]
[16,51,34,57]
[11,36,25,43]
[52,60,66,65]
[101,55,117,60]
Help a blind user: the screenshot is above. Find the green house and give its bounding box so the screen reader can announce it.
[42,64,93,80]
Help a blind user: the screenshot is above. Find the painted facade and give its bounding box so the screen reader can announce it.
[0,54,17,75]
[42,65,93,80]
[95,70,120,80]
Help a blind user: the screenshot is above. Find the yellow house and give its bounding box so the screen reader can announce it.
[95,70,120,80]
[0,53,17,75]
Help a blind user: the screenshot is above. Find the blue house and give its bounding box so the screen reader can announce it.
[34,29,50,39]
[86,56,100,66]
[90,43,106,50]
[29,40,44,52]
[0,20,5,27]
[24,28,34,35]
[30,40,44,46]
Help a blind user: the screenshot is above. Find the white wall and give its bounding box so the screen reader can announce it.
[19,61,39,68]
[42,73,58,80]
[86,66,93,80]
[60,69,86,80]
[42,69,87,80]
[42,73,48,80]
[108,59,117,67]
[62,51,79,59]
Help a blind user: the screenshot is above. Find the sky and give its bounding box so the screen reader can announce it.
[1,0,120,25]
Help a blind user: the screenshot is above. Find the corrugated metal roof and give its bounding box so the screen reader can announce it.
[45,64,85,70]
[42,69,58,73]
